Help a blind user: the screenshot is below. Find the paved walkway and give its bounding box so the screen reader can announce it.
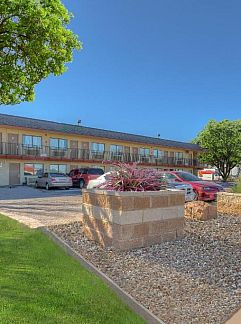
[0,186,82,228]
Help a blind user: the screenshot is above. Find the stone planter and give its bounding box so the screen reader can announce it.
[217,192,241,216]
[185,201,217,221]
[80,189,185,250]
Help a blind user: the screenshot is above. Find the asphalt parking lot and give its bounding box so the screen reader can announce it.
[0,186,82,228]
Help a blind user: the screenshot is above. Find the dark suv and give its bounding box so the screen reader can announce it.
[69,168,104,188]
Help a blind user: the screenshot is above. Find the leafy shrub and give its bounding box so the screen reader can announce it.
[233,178,241,193]
[99,162,166,192]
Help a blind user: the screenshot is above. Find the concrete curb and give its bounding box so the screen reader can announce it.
[225,305,241,323]
[41,227,164,324]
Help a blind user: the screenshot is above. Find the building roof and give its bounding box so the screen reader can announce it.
[0,113,200,151]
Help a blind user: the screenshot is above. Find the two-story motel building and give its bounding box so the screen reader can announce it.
[0,114,201,186]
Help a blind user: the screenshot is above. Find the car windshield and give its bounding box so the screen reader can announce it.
[50,173,66,177]
[88,169,104,175]
[176,172,201,182]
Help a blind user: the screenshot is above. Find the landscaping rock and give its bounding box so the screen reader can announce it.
[217,192,241,216]
[49,215,241,324]
[185,201,217,221]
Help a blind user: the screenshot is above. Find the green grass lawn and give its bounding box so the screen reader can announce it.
[233,180,241,193]
[0,214,145,324]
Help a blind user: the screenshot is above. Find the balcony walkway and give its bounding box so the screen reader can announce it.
[0,143,202,168]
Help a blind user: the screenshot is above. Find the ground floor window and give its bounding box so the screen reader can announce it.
[24,163,44,176]
[49,164,67,174]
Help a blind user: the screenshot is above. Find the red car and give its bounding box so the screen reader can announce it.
[160,171,224,201]
[69,167,104,188]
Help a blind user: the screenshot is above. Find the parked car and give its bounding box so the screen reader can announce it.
[87,172,112,189]
[35,172,72,190]
[160,171,224,201]
[166,182,196,202]
[88,172,196,202]
[69,168,104,188]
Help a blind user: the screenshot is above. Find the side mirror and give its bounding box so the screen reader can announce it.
[175,178,181,182]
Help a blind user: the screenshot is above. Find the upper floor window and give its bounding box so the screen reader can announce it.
[23,135,42,147]
[50,138,67,149]
[140,148,150,156]
[91,143,105,152]
[153,149,164,158]
[110,145,123,153]
[175,152,184,159]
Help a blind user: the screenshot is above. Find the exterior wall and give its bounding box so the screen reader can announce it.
[0,125,196,157]
[217,192,241,216]
[0,159,105,186]
[80,189,185,250]
[0,124,199,186]
[0,159,194,187]
[0,159,9,186]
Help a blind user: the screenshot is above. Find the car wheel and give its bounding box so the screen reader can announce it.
[46,183,50,190]
[79,179,85,189]
[65,187,70,190]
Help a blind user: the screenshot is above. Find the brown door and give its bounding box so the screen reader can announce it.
[8,133,19,155]
[188,153,192,166]
[9,163,20,185]
[132,147,139,162]
[164,151,168,164]
[124,146,130,162]
[169,151,174,165]
[70,140,78,159]
[81,142,89,160]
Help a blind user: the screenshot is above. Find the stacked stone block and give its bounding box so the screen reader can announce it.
[80,189,185,250]
[217,192,241,216]
[185,201,217,221]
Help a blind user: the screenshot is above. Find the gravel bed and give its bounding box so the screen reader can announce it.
[49,216,241,324]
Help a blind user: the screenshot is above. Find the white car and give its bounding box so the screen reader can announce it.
[167,183,196,202]
[87,172,112,189]
[87,172,196,202]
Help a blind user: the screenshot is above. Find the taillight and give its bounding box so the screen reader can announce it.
[51,177,56,182]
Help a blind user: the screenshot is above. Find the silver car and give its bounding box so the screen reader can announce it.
[35,172,72,190]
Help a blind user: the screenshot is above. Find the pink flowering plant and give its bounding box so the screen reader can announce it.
[99,162,166,191]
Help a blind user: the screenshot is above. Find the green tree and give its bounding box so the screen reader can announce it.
[194,119,241,181]
[0,0,81,105]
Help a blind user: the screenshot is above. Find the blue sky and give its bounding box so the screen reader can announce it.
[1,0,241,142]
